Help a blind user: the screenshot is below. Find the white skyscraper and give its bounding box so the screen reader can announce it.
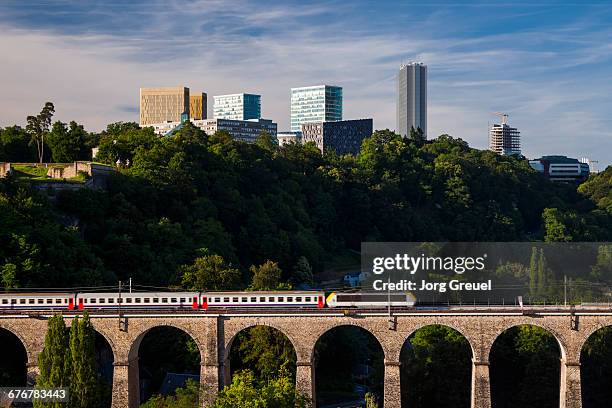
[397,62,427,138]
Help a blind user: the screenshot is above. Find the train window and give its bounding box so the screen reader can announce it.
[268,297,274,302]
[153,298,159,303]
[144,298,150,303]
[108,298,114,304]
[20,299,26,304]
[223,297,230,302]
[260,297,266,302]
[305,297,311,302]
[126,298,132,303]
[56,299,62,304]
[90,298,97,303]
[180,298,186,303]
[117,298,122,304]
[278,297,284,302]
[46,299,52,304]
[250,297,256,302]
[232,297,238,302]
[171,298,177,303]
[64,299,68,303]
[287,297,293,302]
[37,299,44,304]
[241,297,247,302]
[1,299,7,304]
[100,299,105,304]
[29,299,35,304]
[135,298,141,303]
[296,297,302,302]
[11,299,16,304]
[215,298,221,302]
[161,298,168,303]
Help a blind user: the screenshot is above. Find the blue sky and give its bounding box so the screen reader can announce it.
[1,0,611,166]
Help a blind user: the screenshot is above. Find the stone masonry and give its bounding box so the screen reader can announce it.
[1,310,611,408]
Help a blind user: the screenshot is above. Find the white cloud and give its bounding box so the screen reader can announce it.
[0,1,611,166]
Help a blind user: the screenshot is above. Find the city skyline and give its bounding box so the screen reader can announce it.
[1,1,611,165]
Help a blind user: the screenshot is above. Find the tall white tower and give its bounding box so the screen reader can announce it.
[397,62,427,138]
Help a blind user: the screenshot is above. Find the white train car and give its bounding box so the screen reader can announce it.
[78,292,200,310]
[0,293,74,310]
[202,291,325,309]
[326,292,416,308]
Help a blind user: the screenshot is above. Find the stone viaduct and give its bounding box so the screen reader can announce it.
[1,308,611,408]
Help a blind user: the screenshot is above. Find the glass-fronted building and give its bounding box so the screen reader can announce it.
[290,85,342,132]
[213,93,261,120]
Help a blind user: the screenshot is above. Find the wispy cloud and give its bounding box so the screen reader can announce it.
[0,0,611,165]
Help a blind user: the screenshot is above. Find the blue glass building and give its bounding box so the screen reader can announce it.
[213,93,261,120]
[290,85,342,132]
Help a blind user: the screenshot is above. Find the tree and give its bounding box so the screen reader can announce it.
[181,254,241,290]
[529,247,537,298]
[140,379,200,408]
[26,102,55,163]
[365,392,379,408]
[47,120,91,162]
[291,256,313,286]
[249,260,283,290]
[36,314,70,408]
[208,369,308,408]
[255,131,277,152]
[69,313,99,408]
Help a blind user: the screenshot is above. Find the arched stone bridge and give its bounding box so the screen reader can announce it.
[1,308,611,408]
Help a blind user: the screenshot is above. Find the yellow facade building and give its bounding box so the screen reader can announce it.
[189,93,208,120]
[140,87,190,126]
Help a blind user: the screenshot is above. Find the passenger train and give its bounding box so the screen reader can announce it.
[0,291,417,311]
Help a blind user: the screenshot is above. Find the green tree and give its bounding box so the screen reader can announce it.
[255,131,277,152]
[181,254,241,290]
[249,260,283,290]
[208,369,308,408]
[365,392,379,408]
[140,379,200,408]
[69,313,99,408]
[543,208,572,242]
[47,120,91,162]
[230,326,297,382]
[537,249,548,298]
[26,102,55,163]
[291,256,313,286]
[35,314,70,408]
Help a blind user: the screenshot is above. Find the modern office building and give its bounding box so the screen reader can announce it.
[301,119,373,155]
[189,93,208,120]
[397,62,427,138]
[150,118,276,143]
[290,85,343,132]
[213,93,261,120]
[529,156,590,182]
[489,114,521,155]
[140,87,190,126]
[276,132,301,146]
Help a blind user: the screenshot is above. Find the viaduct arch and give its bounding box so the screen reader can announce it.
[1,309,611,408]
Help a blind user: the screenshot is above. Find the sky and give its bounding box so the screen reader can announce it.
[1,0,611,167]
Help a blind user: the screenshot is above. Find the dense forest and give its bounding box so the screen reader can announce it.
[2,119,610,290]
[1,110,611,407]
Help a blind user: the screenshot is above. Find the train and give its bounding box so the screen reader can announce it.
[0,291,417,311]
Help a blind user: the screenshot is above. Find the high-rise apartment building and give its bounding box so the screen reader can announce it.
[140,87,190,126]
[290,85,342,132]
[397,62,427,138]
[301,119,373,155]
[190,93,208,120]
[213,93,261,120]
[489,114,521,156]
